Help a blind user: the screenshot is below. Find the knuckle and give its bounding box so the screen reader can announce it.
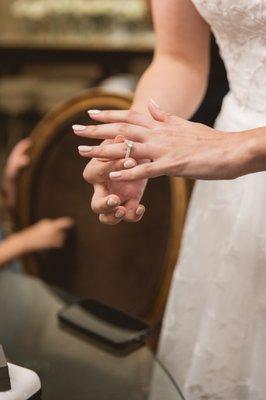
[144,162,153,173]
[117,123,127,134]
[83,163,95,183]
[126,109,137,121]
[153,123,162,134]
[91,202,98,214]
[95,147,104,157]
[141,142,150,155]
[91,198,105,214]
[83,167,90,182]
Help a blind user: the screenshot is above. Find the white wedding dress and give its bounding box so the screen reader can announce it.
[158,1,266,399]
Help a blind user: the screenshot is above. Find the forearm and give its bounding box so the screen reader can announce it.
[0,232,30,267]
[243,127,266,175]
[132,54,209,119]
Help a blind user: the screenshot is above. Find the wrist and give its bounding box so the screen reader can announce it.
[12,230,33,254]
[241,129,266,175]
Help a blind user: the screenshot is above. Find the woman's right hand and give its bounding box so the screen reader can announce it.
[21,218,74,251]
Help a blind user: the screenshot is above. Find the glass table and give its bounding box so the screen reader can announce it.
[0,271,185,400]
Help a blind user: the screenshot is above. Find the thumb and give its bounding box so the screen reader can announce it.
[148,99,170,122]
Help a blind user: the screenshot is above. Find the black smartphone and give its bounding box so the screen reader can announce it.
[58,299,151,351]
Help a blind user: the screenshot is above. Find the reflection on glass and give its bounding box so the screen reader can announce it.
[0,271,185,400]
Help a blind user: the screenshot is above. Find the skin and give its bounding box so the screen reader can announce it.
[0,138,74,267]
[76,101,266,181]
[82,135,146,225]
[1,138,32,212]
[0,218,74,267]
[74,0,210,225]
[74,0,266,224]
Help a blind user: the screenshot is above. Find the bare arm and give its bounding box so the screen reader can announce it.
[0,232,30,267]
[0,218,74,268]
[75,0,211,225]
[132,0,210,118]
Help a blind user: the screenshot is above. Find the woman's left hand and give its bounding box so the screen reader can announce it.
[74,100,253,181]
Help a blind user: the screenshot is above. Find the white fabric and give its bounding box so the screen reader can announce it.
[158,1,266,399]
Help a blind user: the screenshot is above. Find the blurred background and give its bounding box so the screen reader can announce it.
[0,0,153,156]
[0,0,228,163]
[0,3,231,389]
[0,0,229,320]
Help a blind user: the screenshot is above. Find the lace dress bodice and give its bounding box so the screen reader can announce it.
[193,0,266,116]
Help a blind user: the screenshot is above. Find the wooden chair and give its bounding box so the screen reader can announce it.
[15,89,191,328]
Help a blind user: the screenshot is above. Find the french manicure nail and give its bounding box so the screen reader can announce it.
[110,171,122,179]
[88,109,101,115]
[72,124,86,131]
[115,210,125,219]
[136,206,145,216]
[107,198,117,207]
[78,145,92,152]
[124,159,135,169]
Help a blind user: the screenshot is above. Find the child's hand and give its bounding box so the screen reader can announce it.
[2,138,32,210]
[21,218,75,252]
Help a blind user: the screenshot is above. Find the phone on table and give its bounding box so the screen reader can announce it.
[58,299,151,352]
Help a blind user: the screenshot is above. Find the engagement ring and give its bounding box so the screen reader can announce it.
[125,140,134,159]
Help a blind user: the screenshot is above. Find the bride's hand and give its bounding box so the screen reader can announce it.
[74,100,252,181]
[74,135,147,225]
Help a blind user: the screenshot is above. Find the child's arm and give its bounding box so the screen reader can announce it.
[0,231,30,267]
[0,218,74,268]
[1,138,31,213]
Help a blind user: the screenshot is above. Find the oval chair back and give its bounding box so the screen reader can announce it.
[16,89,191,328]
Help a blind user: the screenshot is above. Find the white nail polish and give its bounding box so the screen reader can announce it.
[88,109,101,115]
[115,210,125,219]
[110,171,122,179]
[124,159,135,169]
[136,207,145,216]
[72,124,86,131]
[107,198,117,207]
[78,145,92,152]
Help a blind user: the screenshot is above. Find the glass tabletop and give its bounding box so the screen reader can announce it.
[0,271,185,400]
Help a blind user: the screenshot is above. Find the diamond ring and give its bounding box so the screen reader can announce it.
[125,140,134,159]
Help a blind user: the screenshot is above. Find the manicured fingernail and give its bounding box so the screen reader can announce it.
[88,109,101,115]
[78,145,92,152]
[150,98,160,108]
[115,210,125,219]
[110,171,122,179]
[107,197,117,207]
[124,159,135,169]
[136,206,145,216]
[72,124,86,131]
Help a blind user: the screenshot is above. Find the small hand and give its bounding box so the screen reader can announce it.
[21,217,74,251]
[2,138,32,210]
[75,100,250,181]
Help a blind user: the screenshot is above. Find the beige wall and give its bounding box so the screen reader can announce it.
[0,0,14,31]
